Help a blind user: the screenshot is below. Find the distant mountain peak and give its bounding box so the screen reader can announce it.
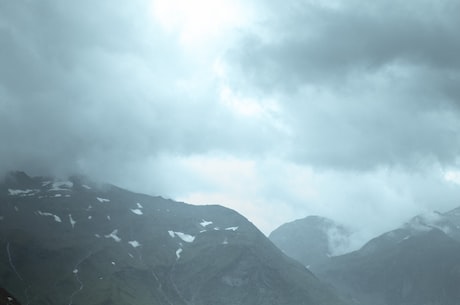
[310,207,460,305]
[269,215,352,269]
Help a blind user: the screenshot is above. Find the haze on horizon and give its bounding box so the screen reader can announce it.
[2,0,460,246]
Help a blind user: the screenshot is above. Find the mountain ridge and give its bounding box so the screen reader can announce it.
[271,209,460,305]
[0,171,347,305]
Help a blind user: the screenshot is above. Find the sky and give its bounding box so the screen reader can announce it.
[2,0,460,246]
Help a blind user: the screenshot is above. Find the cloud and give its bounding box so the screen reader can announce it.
[230,0,460,88]
[161,154,460,239]
[0,0,281,178]
[2,0,460,243]
[223,0,460,170]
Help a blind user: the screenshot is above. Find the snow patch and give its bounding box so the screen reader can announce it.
[38,211,62,223]
[107,215,111,220]
[105,229,121,242]
[130,209,143,215]
[8,189,38,196]
[69,214,76,228]
[176,248,183,260]
[200,220,213,227]
[128,240,141,248]
[73,269,78,274]
[225,226,239,231]
[82,184,91,190]
[54,194,62,198]
[49,181,73,191]
[136,202,143,208]
[94,234,101,238]
[176,232,195,242]
[97,197,110,203]
[88,216,92,220]
[169,231,195,243]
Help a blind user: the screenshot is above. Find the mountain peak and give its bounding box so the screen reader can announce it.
[269,215,352,269]
[0,172,348,305]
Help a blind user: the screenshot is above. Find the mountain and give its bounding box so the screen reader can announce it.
[314,211,460,305]
[0,171,347,305]
[269,216,352,270]
[0,288,21,305]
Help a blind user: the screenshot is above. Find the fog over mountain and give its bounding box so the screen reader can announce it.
[270,208,460,305]
[2,0,460,238]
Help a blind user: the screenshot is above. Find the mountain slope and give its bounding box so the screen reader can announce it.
[315,216,460,305]
[0,288,21,305]
[269,216,351,269]
[0,172,347,305]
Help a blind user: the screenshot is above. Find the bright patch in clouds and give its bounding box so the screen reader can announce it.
[175,155,305,234]
[214,59,276,118]
[220,86,266,117]
[444,170,460,185]
[151,0,247,46]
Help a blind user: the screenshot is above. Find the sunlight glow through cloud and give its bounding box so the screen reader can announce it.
[444,170,460,185]
[151,0,247,46]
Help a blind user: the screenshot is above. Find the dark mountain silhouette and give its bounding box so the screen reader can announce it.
[0,171,347,305]
[0,288,21,305]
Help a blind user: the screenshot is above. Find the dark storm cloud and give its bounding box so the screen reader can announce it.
[226,0,460,170]
[232,0,460,88]
[0,0,280,179]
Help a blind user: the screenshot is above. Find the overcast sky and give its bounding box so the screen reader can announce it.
[2,0,460,244]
